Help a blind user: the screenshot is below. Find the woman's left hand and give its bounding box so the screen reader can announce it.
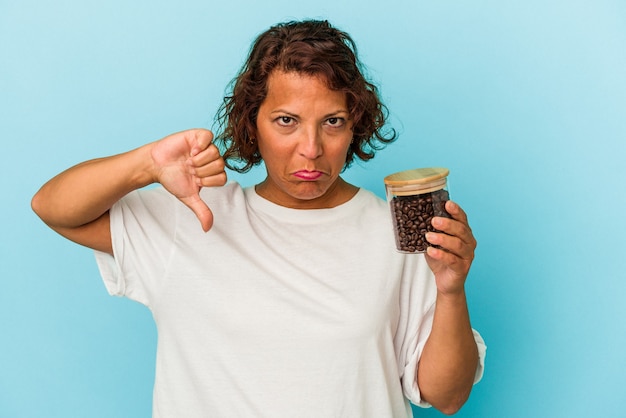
[424,200,477,295]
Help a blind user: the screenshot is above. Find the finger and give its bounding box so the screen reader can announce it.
[188,143,222,169]
[431,216,475,248]
[181,193,214,232]
[187,144,227,187]
[425,245,455,264]
[444,200,468,224]
[426,231,474,260]
[426,239,474,272]
[189,157,225,179]
[188,129,214,157]
[195,171,228,188]
[425,246,465,272]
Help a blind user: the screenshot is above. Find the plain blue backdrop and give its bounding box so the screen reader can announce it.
[2,0,625,417]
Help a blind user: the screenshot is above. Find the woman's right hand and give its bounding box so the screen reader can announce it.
[32,129,227,254]
[150,129,227,232]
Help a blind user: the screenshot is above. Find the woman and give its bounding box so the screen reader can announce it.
[32,19,485,417]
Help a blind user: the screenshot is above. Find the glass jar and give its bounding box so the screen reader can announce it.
[384,167,451,253]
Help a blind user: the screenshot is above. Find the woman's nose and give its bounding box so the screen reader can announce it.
[297,127,323,159]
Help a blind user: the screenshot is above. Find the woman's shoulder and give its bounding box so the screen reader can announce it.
[354,187,388,211]
[122,182,246,210]
[199,181,245,199]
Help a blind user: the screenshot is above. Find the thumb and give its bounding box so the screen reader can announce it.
[181,193,214,232]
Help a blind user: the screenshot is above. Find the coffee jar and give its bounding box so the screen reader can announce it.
[384,167,451,254]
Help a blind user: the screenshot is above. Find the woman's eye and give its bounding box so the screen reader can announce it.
[325,117,345,127]
[277,116,294,126]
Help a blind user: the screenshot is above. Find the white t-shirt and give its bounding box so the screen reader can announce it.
[95,182,485,418]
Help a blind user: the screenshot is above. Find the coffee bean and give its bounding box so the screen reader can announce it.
[389,189,450,253]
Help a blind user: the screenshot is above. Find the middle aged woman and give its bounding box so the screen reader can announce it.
[32,19,486,417]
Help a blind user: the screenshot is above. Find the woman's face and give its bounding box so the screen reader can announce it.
[254,70,355,208]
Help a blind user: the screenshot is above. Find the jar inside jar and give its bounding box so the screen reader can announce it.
[384,167,451,254]
[389,188,450,253]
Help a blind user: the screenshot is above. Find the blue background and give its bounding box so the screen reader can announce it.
[2,0,625,417]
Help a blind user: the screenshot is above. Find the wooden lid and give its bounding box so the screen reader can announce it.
[384,167,449,186]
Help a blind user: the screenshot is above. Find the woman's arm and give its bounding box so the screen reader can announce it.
[417,200,479,415]
[31,129,226,254]
[417,291,479,414]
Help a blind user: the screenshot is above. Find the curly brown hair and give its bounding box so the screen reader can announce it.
[214,19,396,173]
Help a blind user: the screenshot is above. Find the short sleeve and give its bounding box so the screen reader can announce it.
[403,322,487,407]
[94,187,179,307]
[395,255,487,408]
[95,250,124,296]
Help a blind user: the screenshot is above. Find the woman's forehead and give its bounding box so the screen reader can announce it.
[262,71,347,111]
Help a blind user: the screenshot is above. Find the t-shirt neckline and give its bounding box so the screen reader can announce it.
[243,186,368,223]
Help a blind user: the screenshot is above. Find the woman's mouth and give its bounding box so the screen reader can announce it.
[293,170,323,180]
